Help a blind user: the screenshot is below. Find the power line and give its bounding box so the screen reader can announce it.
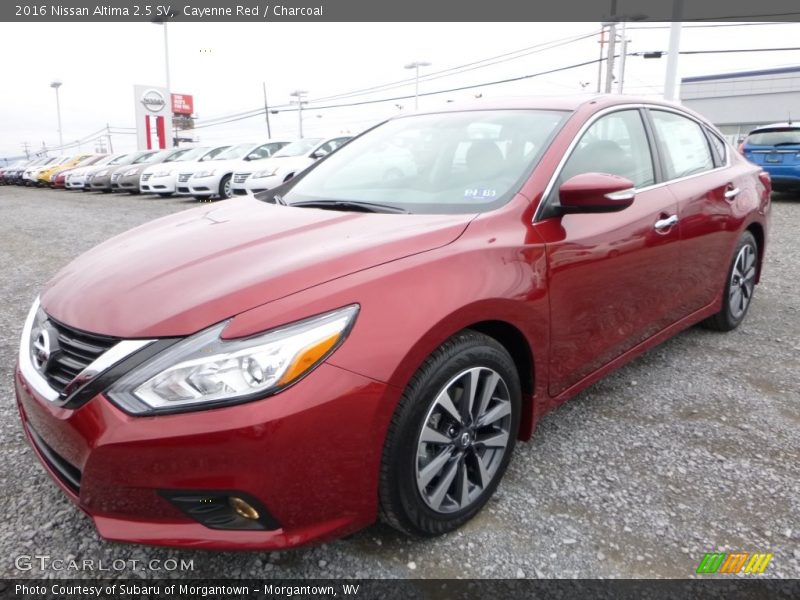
[191,56,608,130]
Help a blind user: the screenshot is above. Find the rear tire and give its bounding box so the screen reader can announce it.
[703,231,758,331]
[379,330,520,537]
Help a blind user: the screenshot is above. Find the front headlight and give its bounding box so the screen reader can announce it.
[194,170,216,178]
[253,168,279,178]
[152,170,172,177]
[95,169,108,176]
[123,168,138,177]
[107,304,359,414]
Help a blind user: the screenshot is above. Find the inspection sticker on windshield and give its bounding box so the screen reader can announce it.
[464,188,497,200]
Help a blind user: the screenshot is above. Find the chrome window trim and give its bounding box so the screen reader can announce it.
[533,103,732,223]
[18,297,155,405]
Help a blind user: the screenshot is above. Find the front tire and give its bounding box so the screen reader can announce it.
[379,330,521,537]
[703,231,758,331]
[219,174,233,199]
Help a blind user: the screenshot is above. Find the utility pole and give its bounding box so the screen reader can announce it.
[289,90,308,138]
[664,0,684,101]
[596,27,606,93]
[22,142,30,158]
[603,0,618,94]
[106,123,114,153]
[616,20,628,94]
[262,82,272,138]
[404,61,431,110]
[50,80,64,150]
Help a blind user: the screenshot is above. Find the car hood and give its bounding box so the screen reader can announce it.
[41,197,473,338]
[178,158,241,175]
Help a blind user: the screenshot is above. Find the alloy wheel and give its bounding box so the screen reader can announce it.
[415,367,512,514]
[729,243,756,319]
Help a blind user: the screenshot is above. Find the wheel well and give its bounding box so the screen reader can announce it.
[746,222,765,283]
[467,320,534,397]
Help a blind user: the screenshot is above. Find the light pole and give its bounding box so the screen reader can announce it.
[290,90,308,138]
[153,20,171,94]
[404,61,431,110]
[50,80,63,151]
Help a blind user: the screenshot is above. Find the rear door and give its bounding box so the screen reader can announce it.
[647,109,752,314]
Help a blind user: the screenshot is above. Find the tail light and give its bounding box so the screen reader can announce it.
[737,142,745,154]
[758,170,772,196]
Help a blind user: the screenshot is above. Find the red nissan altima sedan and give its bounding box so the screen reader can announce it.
[16,96,770,549]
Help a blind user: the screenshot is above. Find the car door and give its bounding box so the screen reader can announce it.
[535,108,683,397]
[647,109,751,315]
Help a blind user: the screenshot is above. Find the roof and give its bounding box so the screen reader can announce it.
[682,65,800,84]
[407,94,684,115]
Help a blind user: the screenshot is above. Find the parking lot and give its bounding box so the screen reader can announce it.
[0,186,798,579]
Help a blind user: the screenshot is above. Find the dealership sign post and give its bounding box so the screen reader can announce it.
[134,84,173,150]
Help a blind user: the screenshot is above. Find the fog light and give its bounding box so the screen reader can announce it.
[229,496,260,520]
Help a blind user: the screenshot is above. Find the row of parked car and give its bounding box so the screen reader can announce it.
[0,136,352,199]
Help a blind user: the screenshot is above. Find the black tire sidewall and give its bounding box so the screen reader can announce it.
[382,333,521,536]
[720,231,758,329]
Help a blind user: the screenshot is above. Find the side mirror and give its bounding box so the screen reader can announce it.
[311,149,329,160]
[558,172,635,213]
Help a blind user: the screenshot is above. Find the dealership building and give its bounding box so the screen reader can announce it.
[680,65,800,142]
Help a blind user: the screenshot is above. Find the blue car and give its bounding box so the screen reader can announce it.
[742,123,800,192]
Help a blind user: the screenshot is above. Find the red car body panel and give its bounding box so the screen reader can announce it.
[17,95,770,549]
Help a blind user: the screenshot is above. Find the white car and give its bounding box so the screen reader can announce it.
[241,137,352,194]
[140,145,224,197]
[22,156,61,185]
[176,142,269,200]
[65,154,123,190]
[221,140,294,195]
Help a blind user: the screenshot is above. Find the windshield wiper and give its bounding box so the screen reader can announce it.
[772,141,800,147]
[289,199,409,214]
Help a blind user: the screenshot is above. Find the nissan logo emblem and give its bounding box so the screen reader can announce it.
[32,326,60,373]
[140,89,166,113]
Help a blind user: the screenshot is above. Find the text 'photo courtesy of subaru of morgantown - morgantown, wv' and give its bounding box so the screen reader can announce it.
[11,95,771,549]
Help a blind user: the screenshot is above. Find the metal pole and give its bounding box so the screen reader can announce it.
[597,28,605,93]
[297,101,303,138]
[54,86,64,150]
[106,124,113,153]
[604,23,617,93]
[664,0,683,101]
[163,22,171,94]
[616,21,628,94]
[263,82,272,138]
[414,65,420,110]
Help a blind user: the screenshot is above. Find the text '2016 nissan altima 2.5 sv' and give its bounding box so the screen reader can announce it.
[16,96,770,550]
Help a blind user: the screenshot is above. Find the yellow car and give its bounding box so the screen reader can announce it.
[37,154,94,186]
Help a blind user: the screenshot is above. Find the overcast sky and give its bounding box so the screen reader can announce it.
[0,21,798,159]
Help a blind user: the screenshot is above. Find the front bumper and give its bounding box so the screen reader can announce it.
[89,174,113,190]
[188,175,221,197]
[116,174,142,192]
[141,175,176,194]
[244,175,281,194]
[15,360,390,549]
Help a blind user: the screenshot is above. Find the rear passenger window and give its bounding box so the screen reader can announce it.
[706,130,727,167]
[650,110,714,179]
[559,109,655,189]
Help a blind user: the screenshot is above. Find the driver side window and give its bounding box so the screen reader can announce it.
[560,109,655,190]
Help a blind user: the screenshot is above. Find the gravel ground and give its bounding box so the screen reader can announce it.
[0,186,798,580]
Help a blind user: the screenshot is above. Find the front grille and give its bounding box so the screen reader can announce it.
[28,426,82,493]
[141,173,152,181]
[42,318,117,394]
[233,173,251,184]
[178,173,191,182]
[111,173,121,182]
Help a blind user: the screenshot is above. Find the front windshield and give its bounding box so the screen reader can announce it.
[173,146,210,162]
[138,150,171,164]
[105,154,128,165]
[280,110,568,214]
[213,143,255,160]
[199,146,230,161]
[246,142,290,160]
[273,139,323,158]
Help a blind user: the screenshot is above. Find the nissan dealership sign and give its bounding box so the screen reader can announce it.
[134,84,173,150]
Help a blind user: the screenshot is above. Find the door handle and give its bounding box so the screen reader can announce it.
[724,186,740,200]
[654,215,678,231]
